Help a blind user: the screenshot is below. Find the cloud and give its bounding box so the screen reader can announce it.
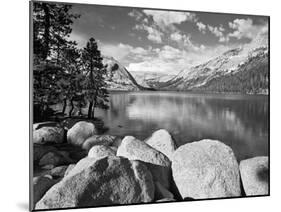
[128,9,143,21]
[99,43,131,61]
[99,43,148,62]
[207,25,229,42]
[207,25,223,37]
[158,45,185,60]
[68,32,88,48]
[142,10,197,30]
[129,9,164,43]
[99,42,153,65]
[135,24,163,43]
[170,31,182,42]
[196,22,207,33]
[170,31,204,51]
[126,45,192,74]
[130,9,200,45]
[228,18,268,40]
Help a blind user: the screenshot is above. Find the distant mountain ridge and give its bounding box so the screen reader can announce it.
[159,45,268,94]
[193,48,268,94]
[131,71,176,89]
[102,37,268,94]
[102,56,153,91]
[130,42,268,94]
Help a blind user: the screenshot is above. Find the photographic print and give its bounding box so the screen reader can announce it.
[30,0,269,211]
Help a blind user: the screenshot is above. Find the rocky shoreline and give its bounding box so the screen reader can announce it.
[32,121,269,210]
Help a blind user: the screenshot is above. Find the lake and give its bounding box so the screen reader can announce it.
[94,91,268,161]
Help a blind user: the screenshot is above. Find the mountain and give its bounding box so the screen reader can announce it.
[131,71,176,89]
[195,48,268,94]
[102,56,152,91]
[102,34,268,94]
[151,43,269,94]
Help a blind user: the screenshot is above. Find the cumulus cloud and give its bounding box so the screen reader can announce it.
[170,31,183,42]
[142,10,197,30]
[99,43,130,61]
[170,31,205,51]
[129,9,201,45]
[131,10,197,44]
[196,22,207,33]
[99,43,149,62]
[228,18,268,40]
[207,25,229,42]
[128,9,143,21]
[158,45,185,60]
[135,24,163,43]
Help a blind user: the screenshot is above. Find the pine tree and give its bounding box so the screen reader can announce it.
[33,2,79,62]
[81,38,109,119]
[32,2,80,121]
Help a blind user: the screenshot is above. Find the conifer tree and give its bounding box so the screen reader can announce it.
[32,2,80,121]
[81,38,109,119]
[33,2,79,62]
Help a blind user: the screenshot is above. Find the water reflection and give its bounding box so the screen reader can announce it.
[96,91,268,161]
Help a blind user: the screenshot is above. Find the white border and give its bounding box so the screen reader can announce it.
[0,0,279,212]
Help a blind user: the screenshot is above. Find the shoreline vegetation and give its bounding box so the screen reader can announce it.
[33,121,269,209]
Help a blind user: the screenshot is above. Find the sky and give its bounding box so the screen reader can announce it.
[69,3,268,75]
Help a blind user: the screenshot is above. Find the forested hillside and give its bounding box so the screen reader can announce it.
[195,51,268,94]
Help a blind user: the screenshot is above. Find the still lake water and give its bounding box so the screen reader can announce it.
[93,91,268,161]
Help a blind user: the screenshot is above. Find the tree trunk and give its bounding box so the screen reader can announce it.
[56,37,60,65]
[42,3,50,60]
[91,89,99,119]
[78,107,83,116]
[69,99,74,117]
[88,100,93,119]
[62,98,67,115]
[92,106,95,119]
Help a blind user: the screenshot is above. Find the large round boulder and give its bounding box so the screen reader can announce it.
[239,156,268,196]
[117,136,171,189]
[145,129,177,160]
[172,139,241,199]
[35,156,155,209]
[88,145,116,159]
[67,121,97,146]
[82,135,118,151]
[33,127,64,144]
